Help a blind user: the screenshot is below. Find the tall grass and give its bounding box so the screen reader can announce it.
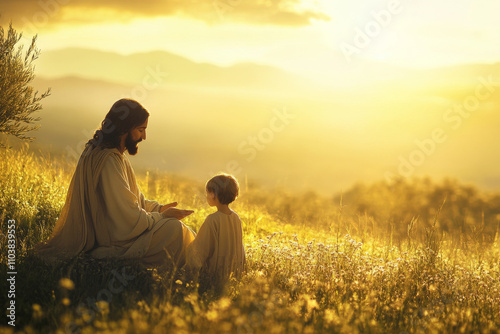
[1,146,499,333]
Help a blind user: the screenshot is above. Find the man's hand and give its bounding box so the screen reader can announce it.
[160,202,178,213]
[162,207,194,220]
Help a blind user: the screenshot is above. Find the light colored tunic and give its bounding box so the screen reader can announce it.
[36,144,195,267]
[186,211,245,285]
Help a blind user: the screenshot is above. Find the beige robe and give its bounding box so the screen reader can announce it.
[186,211,245,285]
[36,144,195,267]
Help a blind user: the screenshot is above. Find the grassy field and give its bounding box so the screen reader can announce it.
[1,145,499,333]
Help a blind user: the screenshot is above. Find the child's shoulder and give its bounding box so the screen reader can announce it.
[230,210,241,219]
[207,210,241,220]
[205,211,226,223]
[206,211,220,220]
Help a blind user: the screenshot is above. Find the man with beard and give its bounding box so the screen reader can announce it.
[36,99,196,268]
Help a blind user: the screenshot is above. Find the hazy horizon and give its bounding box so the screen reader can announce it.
[5,46,495,196]
[2,0,500,195]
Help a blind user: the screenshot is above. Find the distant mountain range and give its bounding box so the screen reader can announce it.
[36,47,500,93]
[35,48,321,95]
[27,48,500,193]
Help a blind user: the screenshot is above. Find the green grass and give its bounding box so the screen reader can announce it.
[1,145,499,333]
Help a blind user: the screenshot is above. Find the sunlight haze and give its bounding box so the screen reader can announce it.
[2,0,500,194]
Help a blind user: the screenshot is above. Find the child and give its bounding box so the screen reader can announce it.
[186,173,245,290]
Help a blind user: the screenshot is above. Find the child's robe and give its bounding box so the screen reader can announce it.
[186,211,245,285]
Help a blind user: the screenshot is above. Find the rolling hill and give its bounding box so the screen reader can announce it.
[35,48,318,94]
[22,48,500,194]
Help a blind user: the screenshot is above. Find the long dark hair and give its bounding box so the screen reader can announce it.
[88,99,150,149]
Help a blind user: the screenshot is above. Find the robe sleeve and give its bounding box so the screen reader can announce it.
[139,192,162,212]
[186,216,217,271]
[100,154,164,242]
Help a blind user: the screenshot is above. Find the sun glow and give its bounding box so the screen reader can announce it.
[4,0,500,193]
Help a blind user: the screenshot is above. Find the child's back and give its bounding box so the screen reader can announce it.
[185,173,245,291]
[187,210,245,285]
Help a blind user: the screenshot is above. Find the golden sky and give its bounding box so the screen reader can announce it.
[2,0,500,80]
[2,0,500,192]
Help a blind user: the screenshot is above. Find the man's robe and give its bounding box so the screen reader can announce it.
[36,144,195,267]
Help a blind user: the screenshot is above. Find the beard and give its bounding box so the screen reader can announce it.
[125,133,142,155]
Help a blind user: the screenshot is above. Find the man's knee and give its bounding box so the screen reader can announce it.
[166,218,183,234]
